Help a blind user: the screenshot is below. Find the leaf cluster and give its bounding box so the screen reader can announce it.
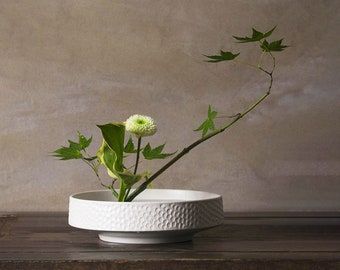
[203,26,287,66]
[54,121,177,202]
[232,26,288,52]
[96,123,176,200]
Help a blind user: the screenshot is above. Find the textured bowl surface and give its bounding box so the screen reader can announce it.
[69,189,223,233]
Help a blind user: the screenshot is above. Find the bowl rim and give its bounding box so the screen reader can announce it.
[69,188,222,205]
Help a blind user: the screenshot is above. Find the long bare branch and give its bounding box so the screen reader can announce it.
[126,54,275,202]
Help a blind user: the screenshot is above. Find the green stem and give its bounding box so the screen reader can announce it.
[258,51,265,68]
[126,55,275,202]
[233,59,260,71]
[124,137,142,201]
[110,186,119,198]
[118,181,126,202]
[134,137,142,174]
[82,159,108,188]
[82,158,119,199]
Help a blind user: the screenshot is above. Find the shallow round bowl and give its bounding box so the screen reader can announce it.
[69,189,223,244]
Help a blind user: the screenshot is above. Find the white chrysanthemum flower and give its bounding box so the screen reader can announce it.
[125,114,157,137]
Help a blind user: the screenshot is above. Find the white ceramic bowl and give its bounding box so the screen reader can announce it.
[69,189,223,244]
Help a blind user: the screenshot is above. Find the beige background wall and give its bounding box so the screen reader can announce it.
[0,0,339,211]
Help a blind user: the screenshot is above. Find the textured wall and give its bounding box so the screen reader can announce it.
[0,0,339,211]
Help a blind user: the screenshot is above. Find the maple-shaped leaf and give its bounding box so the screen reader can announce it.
[78,132,92,149]
[66,131,92,151]
[261,39,288,52]
[53,132,92,160]
[233,26,276,43]
[142,143,176,160]
[204,50,239,63]
[53,147,83,160]
[124,137,138,153]
[194,105,218,137]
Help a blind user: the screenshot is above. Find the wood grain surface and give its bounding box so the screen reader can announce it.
[1,212,340,269]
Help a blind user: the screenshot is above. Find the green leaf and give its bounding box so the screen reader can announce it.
[53,131,92,160]
[116,170,143,188]
[53,146,83,160]
[263,26,276,39]
[67,132,92,151]
[97,142,143,192]
[97,140,118,178]
[124,137,138,153]
[78,131,92,149]
[261,39,288,52]
[233,26,276,43]
[67,140,81,151]
[142,143,176,160]
[194,105,218,137]
[208,104,218,119]
[97,123,125,172]
[204,50,239,63]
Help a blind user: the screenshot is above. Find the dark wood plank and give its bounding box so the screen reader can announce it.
[1,212,340,269]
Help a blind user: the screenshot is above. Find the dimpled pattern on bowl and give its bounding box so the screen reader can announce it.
[69,189,223,232]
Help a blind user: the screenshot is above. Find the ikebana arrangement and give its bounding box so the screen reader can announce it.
[54,26,288,244]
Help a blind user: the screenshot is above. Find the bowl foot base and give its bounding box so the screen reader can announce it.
[98,231,196,244]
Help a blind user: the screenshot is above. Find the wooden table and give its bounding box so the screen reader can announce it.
[1,212,340,269]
